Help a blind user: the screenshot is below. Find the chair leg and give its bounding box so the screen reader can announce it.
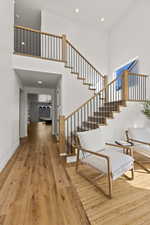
[108,173,113,199]
[131,168,134,180]
[135,160,150,174]
[123,167,134,180]
[78,170,112,199]
[76,149,80,173]
[107,159,113,198]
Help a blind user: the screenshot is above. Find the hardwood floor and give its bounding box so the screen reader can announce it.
[67,163,150,225]
[1,123,150,225]
[0,123,90,225]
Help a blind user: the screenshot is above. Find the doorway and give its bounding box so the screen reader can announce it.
[28,93,53,126]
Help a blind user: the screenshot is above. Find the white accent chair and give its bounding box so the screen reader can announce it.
[126,127,150,173]
[75,129,134,199]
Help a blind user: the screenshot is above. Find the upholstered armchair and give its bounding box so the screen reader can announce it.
[75,129,134,198]
[126,127,150,173]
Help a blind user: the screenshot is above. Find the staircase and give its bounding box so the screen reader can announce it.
[13,26,148,156]
[77,100,125,131]
[14,25,105,93]
[60,71,148,154]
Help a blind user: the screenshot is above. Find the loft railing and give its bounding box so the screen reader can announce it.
[14,25,63,62]
[14,25,105,91]
[59,70,148,154]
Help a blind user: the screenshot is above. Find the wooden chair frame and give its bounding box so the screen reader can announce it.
[75,139,134,199]
[126,130,150,173]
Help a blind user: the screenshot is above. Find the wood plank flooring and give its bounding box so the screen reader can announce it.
[0,123,90,225]
[67,163,150,225]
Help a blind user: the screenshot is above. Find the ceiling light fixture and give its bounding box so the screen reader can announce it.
[75,8,79,13]
[21,42,25,46]
[16,14,20,19]
[37,80,43,84]
[100,17,105,22]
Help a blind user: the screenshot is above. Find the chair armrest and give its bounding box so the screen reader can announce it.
[76,147,110,161]
[105,143,133,157]
[73,141,110,161]
[106,143,131,149]
[129,138,150,146]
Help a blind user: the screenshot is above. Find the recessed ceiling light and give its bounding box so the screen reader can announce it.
[21,42,25,46]
[16,14,20,19]
[75,8,79,13]
[100,17,105,22]
[37,80,43,84]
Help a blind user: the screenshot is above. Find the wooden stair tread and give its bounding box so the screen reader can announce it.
[99,105,120,111]
[78,77,85,80]
[89,87,96,90]
[83,121,105,128]
[77,127,89,132]
[88,116,106,118]
[88,116,106,123]
[65,65,73,69]
[84,82,91,85]
[71,71,79,75]
[104,100,126,106]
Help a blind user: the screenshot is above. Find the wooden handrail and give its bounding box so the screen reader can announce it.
[15,25,62,39]
[128,72,148,77]
[67,40,104,78]
[65,73,123,120]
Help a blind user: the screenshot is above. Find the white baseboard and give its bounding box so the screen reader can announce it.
[0,141,19,172]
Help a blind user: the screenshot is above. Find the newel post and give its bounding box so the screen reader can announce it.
[122,70,129,101]
[59,115,66,154]
[104,75,108,103]
[104,75,108,87]
[62,34,67,63]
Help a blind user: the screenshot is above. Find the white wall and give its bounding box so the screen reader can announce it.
[13,55,94,117]
[41,10,108,75]
[25,86,54,95]
[109,0,150,79]
[53,79,61,136]
[28,94,39,122]
[0,0,22,171]
[20,90,28,138]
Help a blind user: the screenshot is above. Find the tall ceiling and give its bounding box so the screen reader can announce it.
[15,0,136,31]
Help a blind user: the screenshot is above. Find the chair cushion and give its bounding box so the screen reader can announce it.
[77,129,105,153]
[133,144,150,158]
[128,128,150,143]
[82,148,134,180]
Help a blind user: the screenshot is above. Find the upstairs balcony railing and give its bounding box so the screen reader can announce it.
[14,25,105,92]
[14,25,63,62]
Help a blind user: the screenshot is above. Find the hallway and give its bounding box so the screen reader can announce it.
[0,123,90,225]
